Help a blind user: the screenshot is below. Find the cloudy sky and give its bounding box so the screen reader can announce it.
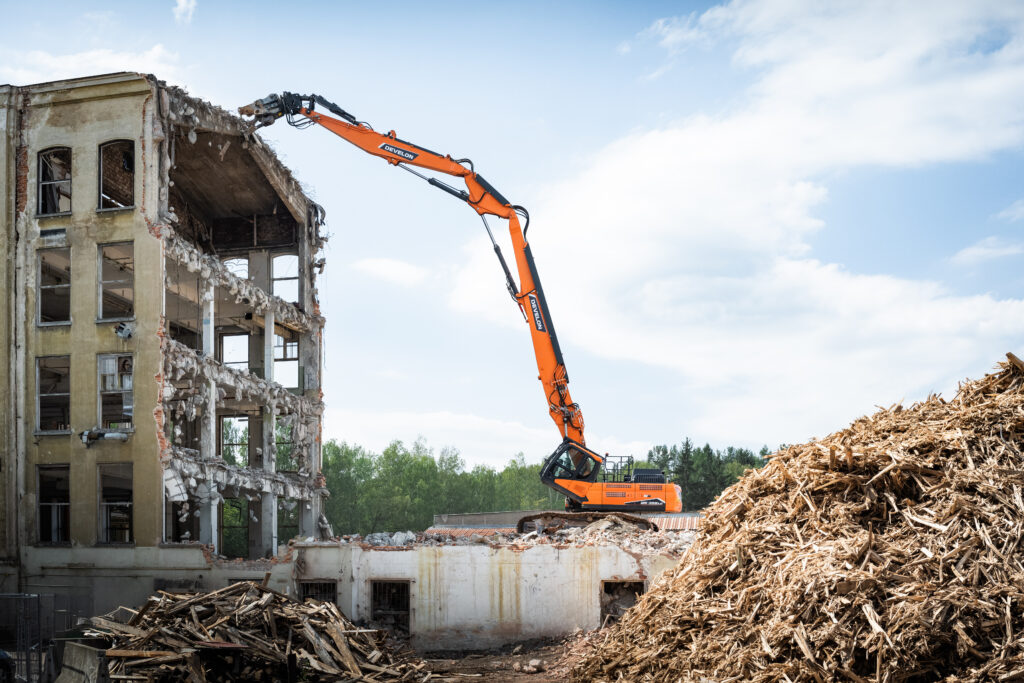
[5,1,1024,468]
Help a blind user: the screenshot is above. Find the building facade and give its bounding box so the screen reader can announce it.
[0,72,328,604]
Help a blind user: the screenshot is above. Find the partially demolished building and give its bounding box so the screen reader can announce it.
[0,72,328,604]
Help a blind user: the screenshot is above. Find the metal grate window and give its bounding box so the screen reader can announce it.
[370,581,410,634]
[299,581,338,604]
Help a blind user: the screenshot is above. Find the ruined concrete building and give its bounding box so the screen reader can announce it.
[0,73,328,601]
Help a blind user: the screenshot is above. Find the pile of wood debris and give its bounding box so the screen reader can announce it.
[574,354,1024,682]
[86,580,430,681]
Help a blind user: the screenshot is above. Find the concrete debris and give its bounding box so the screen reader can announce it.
[162,338,322,457]
[162,227,323,331]
[165,445,317,502]
[364,530,418,546]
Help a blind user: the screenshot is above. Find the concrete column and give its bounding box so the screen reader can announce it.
[198,283,219,553]
[258,312,278,556]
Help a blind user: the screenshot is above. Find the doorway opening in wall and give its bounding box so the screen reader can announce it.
[299,581,338,605]
[370,581,410,635]
[600,581,645,624]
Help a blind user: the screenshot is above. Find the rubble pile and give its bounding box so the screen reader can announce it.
[574,355,1024,682]
[87,580,430,681]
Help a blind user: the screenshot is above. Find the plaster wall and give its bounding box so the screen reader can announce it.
[297,543,682,650]
[0,87,15,567]
[14,76,165,551]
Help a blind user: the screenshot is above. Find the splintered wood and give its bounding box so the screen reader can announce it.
[573,355,1024,682]
[87,581,430,682]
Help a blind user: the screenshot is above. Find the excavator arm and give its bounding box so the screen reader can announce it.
[240,92,605,504]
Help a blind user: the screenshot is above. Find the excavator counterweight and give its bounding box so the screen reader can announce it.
[240,91,683,518]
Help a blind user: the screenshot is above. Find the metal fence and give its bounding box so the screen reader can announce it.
[0,593,92,682]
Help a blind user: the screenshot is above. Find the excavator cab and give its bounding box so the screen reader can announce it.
[540,439,603,508]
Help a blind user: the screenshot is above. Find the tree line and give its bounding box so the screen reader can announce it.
[320,438,770,535]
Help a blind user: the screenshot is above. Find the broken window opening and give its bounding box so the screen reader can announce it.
[299,581,338,605]
[220,498,249,559]
[223,257,249,279]
[220,415,250,466]
[165,500,199,543]
[98,242,134,320]
[38,465,70,544]
[220,333,250,372]
[38,248,71,324]
[37,355,71,432]
[275,421,299,471]
[98,354,133,430]
[277,497,299,543]
[370,581,411,635]
[38,147,71,215]
[98,140,134,210]
[600,581,645,624]
[274,333,300,389]
[272,254,299,304]
[99,463,133,544]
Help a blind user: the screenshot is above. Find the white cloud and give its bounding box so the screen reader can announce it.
[173,0,197,24]
[951,236,1024,266]
[996,199,1024,222]
[352,257,428,286]
[449,1,1024,450]
[616,41,632,56]
[0,45,182,86]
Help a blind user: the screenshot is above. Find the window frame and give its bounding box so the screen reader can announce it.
[37,247,72,327]
[97,241,135,322]
[36,355,71,434]
[97,139,135,212]
[271,253,300,303]
[97,462,133,545]
[97,353,134,432]
[37,146,72,217]
[37,464,71,545]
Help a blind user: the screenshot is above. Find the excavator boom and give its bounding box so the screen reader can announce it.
[240,92,682,515]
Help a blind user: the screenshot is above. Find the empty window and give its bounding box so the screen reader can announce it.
[98,140,134,209]
[300,581,338,604]
[98,354,133,430]
[223,257,249,279]
[600,581,645,624]
[220,334,249,371]
[38,248,71,324]
[277,497,299,542]
[38,465,70,544]
[272,254,299,303]
[274,333,299,389]
[37,356,70,432]
[98,242,134,320]
[370,581,411,634]
[38,147,71,215]
[221,416,249,466]
[98,463,132,544]
[276,420,299,471]
[220,498,248,559]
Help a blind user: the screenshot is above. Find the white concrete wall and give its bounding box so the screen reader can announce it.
[296,543,681,650]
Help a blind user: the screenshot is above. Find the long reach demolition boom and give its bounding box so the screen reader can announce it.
[240,92,682,514]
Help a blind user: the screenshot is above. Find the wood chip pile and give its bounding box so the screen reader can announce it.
[573,355,1024,682]
[86,580,430,681]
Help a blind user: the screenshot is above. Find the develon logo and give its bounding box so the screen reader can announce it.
[379,143,418,161]
[528,294,546,332]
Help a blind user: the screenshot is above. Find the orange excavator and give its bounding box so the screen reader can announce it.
[240,93,682,520]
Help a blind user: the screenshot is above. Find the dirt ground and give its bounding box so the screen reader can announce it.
[423,637,577,682]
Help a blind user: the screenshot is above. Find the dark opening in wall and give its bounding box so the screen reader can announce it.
[38,147,71,215]
[99,140,134,209]
[600,581,645,624]
[220,498,249,559]
[299,581,338,605]
[370,581,410,635]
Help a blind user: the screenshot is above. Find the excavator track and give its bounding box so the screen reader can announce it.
[516,511,659,534]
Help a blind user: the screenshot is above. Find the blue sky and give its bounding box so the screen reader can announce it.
[5,1,1024,468]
